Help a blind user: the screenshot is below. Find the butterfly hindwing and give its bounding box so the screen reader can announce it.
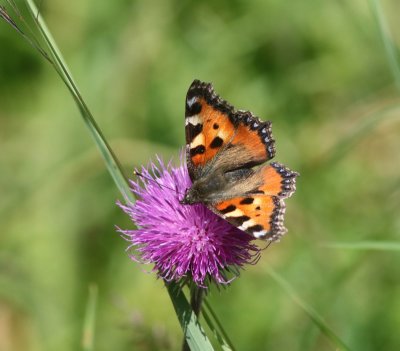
[214,196,283,239]
[212,163,298,239]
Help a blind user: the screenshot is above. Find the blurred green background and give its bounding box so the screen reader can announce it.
[1,0,400,350]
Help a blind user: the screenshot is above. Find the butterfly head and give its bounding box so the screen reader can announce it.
[180,187,201,205]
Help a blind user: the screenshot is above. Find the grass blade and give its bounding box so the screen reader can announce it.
[369,0,400,92]
[322,241,400,251]
[266,267,353,351]
[0,3,52,62]
[318,103,400,167]
[24,0,134,203]
[166,282,215,351]
[82,284,98,351]
[202,300,235,351]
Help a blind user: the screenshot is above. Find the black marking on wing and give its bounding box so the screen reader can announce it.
[210,136,223,149]
[240,197,254,205]
[190,145,206,157]
[186,80,238,126]
[247,224,263,233]
[186,100,202,117]
[228,215,250,227]
[186,123,203,143]
[219,204,236,214]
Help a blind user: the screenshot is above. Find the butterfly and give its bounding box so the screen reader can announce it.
[180,80,299,241]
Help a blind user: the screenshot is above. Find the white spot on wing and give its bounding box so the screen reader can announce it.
[187,96,197,107]
[253,230,268,238]
[239,219,256,231]
[224,209,244,218]
[186,115,201,126]
[253,198,262,205]
[190,133,205,148]
[217,130,229,140]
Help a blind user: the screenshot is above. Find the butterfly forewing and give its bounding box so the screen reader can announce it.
[185,80,276,178]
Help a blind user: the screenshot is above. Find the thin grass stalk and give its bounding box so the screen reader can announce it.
[322,241,400,251]
[266,267,353,351]
[203,299,236,351]
[24,0,134,203]
[82,284,98,351]
[369,0,400,92]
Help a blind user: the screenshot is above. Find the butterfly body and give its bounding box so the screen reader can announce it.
[181,165,255,205]
[183,80,298,240]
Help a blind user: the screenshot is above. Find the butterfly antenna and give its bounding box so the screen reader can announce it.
[260,240,274,251]
[134,171,184,196]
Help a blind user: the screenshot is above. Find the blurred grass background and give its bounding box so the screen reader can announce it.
[1,0,400,350]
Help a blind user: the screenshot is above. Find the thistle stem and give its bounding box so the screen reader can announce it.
[182,286,205,351]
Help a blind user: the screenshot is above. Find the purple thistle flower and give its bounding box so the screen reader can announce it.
[117,156,261,288]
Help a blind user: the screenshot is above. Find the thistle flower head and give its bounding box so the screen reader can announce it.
[117,156,261,287]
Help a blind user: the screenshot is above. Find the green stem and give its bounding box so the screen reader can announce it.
[182,287,205,351]
[166,282,214,351]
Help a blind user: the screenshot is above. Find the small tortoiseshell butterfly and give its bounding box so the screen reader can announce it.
[181,80,299,240]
